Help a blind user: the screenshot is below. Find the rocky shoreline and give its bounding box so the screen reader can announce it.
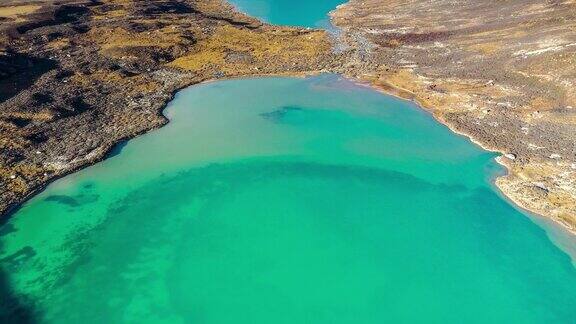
[0,0,344,218]
[1,0,576,236]
[331,0,576,234]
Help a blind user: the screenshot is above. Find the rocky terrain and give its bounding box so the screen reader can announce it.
[332,0,576,232]
[0,0,341,217]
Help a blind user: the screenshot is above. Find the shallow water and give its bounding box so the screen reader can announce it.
[1,75,576,323]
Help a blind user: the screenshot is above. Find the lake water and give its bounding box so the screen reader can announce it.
[2,75,576,323]
[2,2,576,323]
[229,0,346,28]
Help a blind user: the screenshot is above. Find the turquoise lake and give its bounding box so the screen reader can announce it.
[2,1,576,323]
[2,75,576,323]
[229,0,345,27]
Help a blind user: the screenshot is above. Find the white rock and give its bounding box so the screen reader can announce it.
[533,182,548,191]
[550,154,561,159]
[10,175,16,179]
[504,153,517,160]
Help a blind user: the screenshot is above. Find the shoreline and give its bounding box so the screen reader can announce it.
[329,0,576,240]
[2,0,575,245]
[347,74,576,239]
[0,0,340,221]
[0,69,328,224]
[7,69,576,243]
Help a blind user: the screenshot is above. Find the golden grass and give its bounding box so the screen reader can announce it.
[468,42,501,55]
[93,9,127,20]
[89,27,187,50]
[47,38,71,51]
[1,111,54,121]
[0,5,41,18]
[528,97,554,112]
[169,25,329,73]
